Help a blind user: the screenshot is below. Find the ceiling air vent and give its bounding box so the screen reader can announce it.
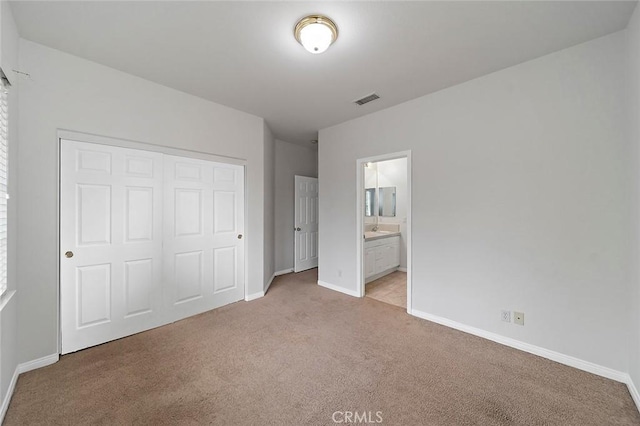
[354,93,380,106]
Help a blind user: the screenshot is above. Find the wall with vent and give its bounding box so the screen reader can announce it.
[319,31,630,374]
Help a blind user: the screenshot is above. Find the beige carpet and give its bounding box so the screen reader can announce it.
[5,269,640,425]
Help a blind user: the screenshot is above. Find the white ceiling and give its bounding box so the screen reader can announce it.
[9,1,638,146]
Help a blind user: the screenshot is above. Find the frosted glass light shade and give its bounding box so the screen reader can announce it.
[300,23,332,54]
[294,16,338,54]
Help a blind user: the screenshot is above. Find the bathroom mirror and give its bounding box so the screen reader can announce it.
[365,188,376,217]
[378,186,396,217]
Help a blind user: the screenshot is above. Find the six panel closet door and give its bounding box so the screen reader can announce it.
[60,139,245,354]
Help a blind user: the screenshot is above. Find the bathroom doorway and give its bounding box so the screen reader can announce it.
[356,151,411,312]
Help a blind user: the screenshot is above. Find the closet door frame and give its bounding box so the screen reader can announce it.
[56,129,248,353]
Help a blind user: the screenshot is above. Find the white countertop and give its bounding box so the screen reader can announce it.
[364,231,401,241]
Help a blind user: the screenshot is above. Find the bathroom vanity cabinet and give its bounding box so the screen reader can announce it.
[364,235,400,283]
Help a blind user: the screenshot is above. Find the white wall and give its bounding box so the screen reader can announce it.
[364,164,377,187]
[376,158,408,269]
[319,31,630,372]
[17,40,267,364]
[627,4,640,392]
[263,123,275,289]
[274,139,317,273]
[0,0,19,416]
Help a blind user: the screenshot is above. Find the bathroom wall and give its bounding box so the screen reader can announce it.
[364,163,377,225]
[374,158,408,269]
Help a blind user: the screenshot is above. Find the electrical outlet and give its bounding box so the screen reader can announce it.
[514,311,524,326]
[501,310,511,323]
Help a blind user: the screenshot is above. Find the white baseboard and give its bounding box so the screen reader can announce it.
[245,291,264,302]
[398,267,407,273]
[317,280,360,298]
[257,268,296,299]
[251,271,281,301]
[410,309,628,383]
[264,273,276,294]
[18,353,59,374]
[1,353,59,423]
[627,377,640,412]
[241,269,298,302]
[0,365,19,423]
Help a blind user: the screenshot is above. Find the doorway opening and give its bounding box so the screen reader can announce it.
[356,151,411,312]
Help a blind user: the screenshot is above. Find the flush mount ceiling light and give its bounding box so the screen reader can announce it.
[294,15,338,54]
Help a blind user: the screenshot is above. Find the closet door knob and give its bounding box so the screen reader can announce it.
[237,234,243,239]
[65,251,74,258]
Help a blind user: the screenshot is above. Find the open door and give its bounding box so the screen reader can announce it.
[294,175,318,272]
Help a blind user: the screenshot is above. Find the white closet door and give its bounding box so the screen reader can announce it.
[61,140,245,354]
[163,155,245,321]
[60,140,164,354]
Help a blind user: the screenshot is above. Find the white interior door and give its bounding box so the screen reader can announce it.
[294,175,318,272]
[61,140,245,354]
[163,155,245,321]
[60,140,164,354]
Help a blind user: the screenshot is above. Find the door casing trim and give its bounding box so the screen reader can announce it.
[355,150,412,313]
